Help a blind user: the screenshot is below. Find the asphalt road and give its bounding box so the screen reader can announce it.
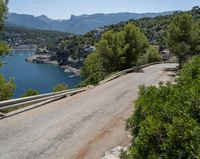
[0,63,177,159]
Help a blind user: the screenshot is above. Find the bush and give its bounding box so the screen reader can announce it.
[0,75,16,101]
[0,0,15,101]
[21,89,40,97]
[80,52,106,85]
[125,56,200,159]
[53,83,68,92]
[146,46,161,62]
[166,13,200,67]
[137,46,161,66]
[0,41,9,56]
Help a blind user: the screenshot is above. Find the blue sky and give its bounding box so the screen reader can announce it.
[8,0,200,19]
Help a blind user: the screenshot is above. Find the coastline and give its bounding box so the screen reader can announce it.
[11,48,37,51]
[0,52,82,98]
[26,55,80,76]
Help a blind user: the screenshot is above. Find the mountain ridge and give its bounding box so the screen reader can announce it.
[6,11,177,34]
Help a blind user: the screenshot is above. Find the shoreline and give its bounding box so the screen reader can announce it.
[11,48,37,51]
[26,55,80,76]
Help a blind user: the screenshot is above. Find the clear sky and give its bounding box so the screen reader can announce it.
[8,0,200,19]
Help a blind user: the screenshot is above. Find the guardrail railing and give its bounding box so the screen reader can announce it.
[99,62,162,84]
[0,61,178,115]
[99,61,178,84]
[0,87,88,112]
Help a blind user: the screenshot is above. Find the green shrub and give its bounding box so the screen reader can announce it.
[0,41,9,56]
[53,83,68,92]
[125,56,200,159]
[0,75,16,101]
[137,46,161,66]
[0,0,15,102]
[80,52,106,85]
[166,13,200,67]
[21,89,40,97]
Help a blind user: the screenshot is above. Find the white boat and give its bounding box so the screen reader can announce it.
[69,75,76,78]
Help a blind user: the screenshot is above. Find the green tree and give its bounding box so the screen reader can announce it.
[191,6,200,20]
[0,0,16,101]
[123,23,149,67]
[0,75,15,101]
[137,46,161,66]
[0,0,9,57]
[21,89,40,97]
[191,20,200,55]
[0,41,9,56]
[53,83,68,92]
[81,24,151,85]
[95,24,149,72]
[166,13,193,68]
[95,31,126,72]
[81,52,105,85]
[0,0,8,30]
[146,46,161,62]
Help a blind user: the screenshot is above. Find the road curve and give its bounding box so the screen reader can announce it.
[0,63,177,159]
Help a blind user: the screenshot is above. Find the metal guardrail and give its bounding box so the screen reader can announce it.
[0,61,177,114]
[99,62,162,84]
[0,87,88,111]
[99,61,178,84]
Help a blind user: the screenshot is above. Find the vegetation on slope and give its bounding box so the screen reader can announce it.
[47,7,199,71]
[80,24,160,86]
[53,83,68,92]
[0,24,72,50]
[166,13,200,68]
[79,7,200,86]
[0,0,16,102]
[121,11,200,159]
[21,89,40,97]
[125,55,200,159]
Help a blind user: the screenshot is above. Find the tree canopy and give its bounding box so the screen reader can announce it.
[0,0,16,101]
[166,13,200,67]
[0,0,7,30]
[0,75,15,101]
[81,24,160,85]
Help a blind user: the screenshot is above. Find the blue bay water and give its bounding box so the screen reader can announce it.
[0,50,82,98]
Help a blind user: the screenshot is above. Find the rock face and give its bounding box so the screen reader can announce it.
[101,146,128,159]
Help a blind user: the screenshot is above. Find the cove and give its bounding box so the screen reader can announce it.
[0,50,82,98]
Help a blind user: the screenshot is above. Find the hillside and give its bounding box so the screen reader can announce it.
[49,14,174,68]
[6,11,175,34]
[45,7,199,69]
[0,24,73,49]
[2,7,199,69]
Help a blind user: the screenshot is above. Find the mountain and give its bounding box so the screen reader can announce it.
[6,11,176,34]
[7,13,49,30]
[36,15,53,23]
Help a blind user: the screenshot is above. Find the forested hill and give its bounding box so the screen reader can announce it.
[48,7,199,69]
[0,24,73,49]
[6,11,176,34]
